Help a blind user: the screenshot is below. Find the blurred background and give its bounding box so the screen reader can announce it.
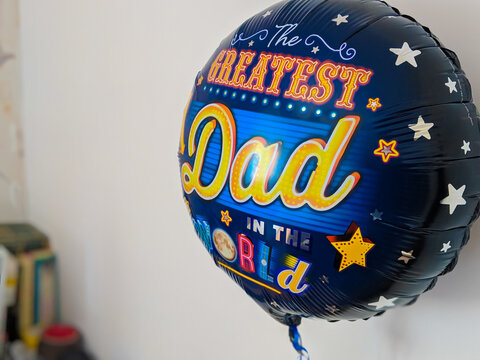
[0,0,478,359]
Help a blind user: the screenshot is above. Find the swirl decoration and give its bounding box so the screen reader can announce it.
[231,29,269,46]
[305,34,356,60]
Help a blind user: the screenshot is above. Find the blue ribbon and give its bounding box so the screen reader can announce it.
[289,326,310,360]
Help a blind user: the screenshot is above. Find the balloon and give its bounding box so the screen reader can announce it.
[178,0,480,330]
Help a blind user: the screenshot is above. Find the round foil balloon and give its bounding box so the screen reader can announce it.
[179,0,480,327]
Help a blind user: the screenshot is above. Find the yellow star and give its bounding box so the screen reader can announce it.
[367,98,382,112]
[220,210,232,226]
[327,223,375,272]
[196,75,204,86]
[373,139,399,163]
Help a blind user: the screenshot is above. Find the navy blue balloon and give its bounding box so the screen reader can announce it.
[178,0,480,327]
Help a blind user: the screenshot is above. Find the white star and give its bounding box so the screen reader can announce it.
[398,250,415,264]
[270,301,280,308]
[370,209,383,221]
[461,140,471,155]
[311,46,319,54]
[262,10,272,18]
[332,14,349,26]
[325,305,339,313]
[368,296,398,310]
[390,42,422,68]
[248,40,254,47]
[445,77,458,93]
[441,241,452,253]
[409,116,433,140]
[440,184,467,215]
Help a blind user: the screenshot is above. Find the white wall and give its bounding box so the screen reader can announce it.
[0,0,25,222]
[19,1,480,359]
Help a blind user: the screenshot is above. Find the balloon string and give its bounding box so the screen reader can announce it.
[289,326,310,360]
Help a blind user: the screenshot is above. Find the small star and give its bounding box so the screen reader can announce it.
[398,250,415,264]
[320,275,329,284]
[311,46,319,54]
[441,241,452,253]
[461,140,471,155]
[270,301,280,308]
[390,42,422,68]
[440,184,467,215]
[367,98,382,112]
[368,296,398,310]
[370,209,383,221]
[220,210,233,226]
[332,14,349,26]
[409,116,434,140]
[445,77,458,94]
[196,75,204,86]
[374,139,400,163]
[248,40,254,47]
[262,10,272,18]
[325,305,339,313]
[327,223,375,272]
